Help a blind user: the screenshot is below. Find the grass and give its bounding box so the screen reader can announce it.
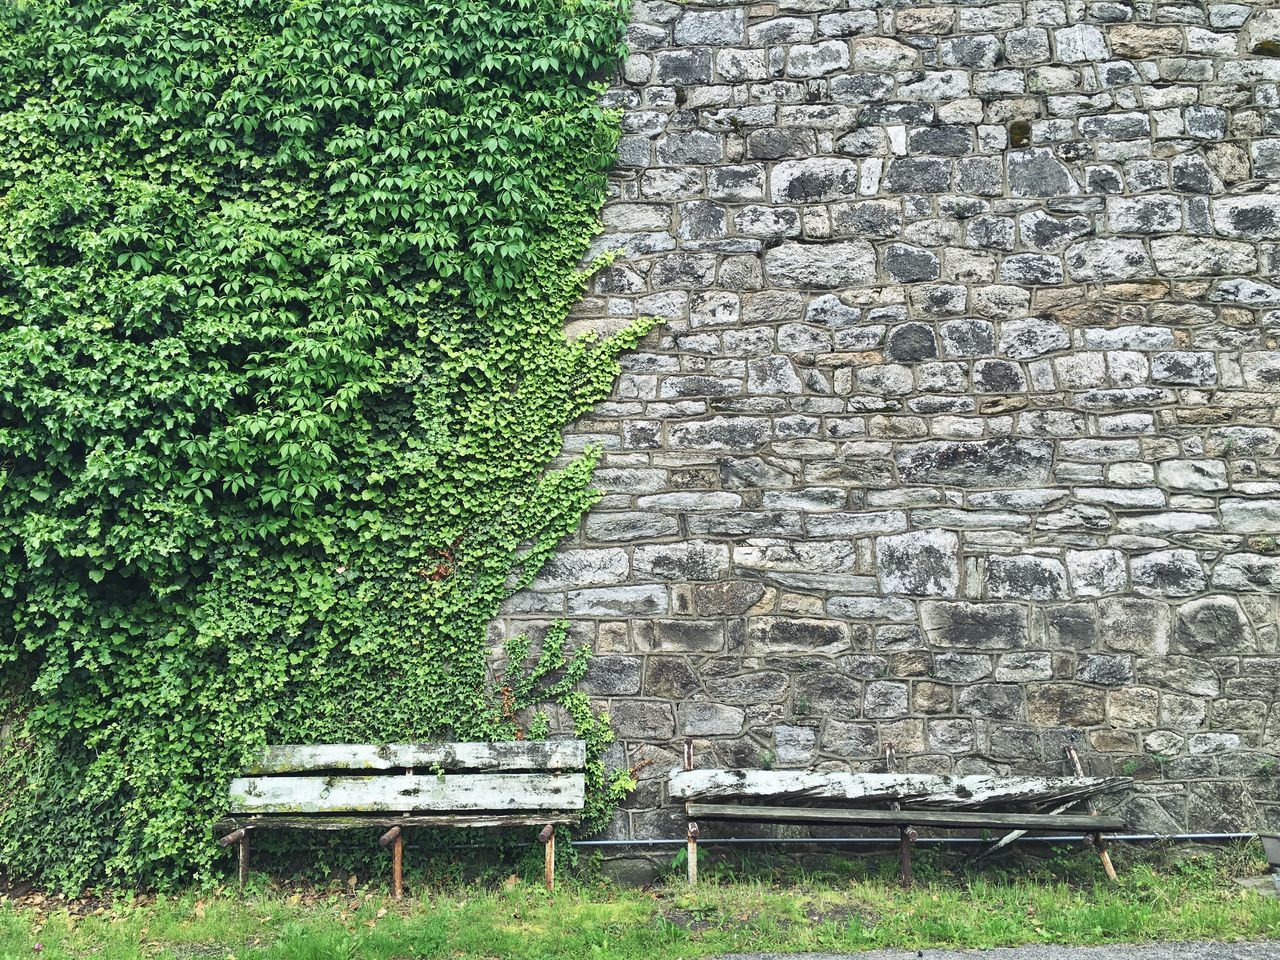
[1,842,1277,959]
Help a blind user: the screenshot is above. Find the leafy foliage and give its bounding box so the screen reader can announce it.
[0,0,642,889]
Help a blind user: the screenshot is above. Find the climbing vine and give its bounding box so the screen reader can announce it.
[0,0,643,889]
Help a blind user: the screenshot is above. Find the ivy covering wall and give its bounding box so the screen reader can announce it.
[0,0,641,889]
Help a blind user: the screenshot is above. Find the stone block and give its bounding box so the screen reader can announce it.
[1026,683,1106,726]
[746,617,850,655]
[876,529,961,598]
[921,602,1030,650]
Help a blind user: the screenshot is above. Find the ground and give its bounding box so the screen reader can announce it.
[723,946,1279,960]
[0,844,1277,959]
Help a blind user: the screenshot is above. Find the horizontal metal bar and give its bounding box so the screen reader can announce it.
[571,832,1256,849]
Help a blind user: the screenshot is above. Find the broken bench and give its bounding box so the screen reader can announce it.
[213,740,586,896]
[669,742,1129,887]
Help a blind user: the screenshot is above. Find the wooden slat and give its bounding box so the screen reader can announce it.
[212,812,581,834]
[669,769,1129,809]
[685,803,1125,832]
[248,740,586,775]
[228,772,585,814]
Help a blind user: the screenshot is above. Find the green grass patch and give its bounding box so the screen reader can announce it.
[1,844,1277,959]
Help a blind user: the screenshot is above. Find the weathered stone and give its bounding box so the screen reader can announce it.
[1174,596,1256,657]
[764,241,877,289]
[692,581,766,617]
[920,602,1029,650]
[611,702,674,740]
[1065,239,1153,282]
[1066,549,1127,597]
[567,586,668,617]
[646,620,724,654]
[1026,683,1106,726]
[932,653,993,683]
[985,555,1068,601]
[1131,550,1208,598]
[773,725,818,765]
[1212,554,1280,592]
[1076,655,1133,686]
[1156,459,1228,492]
[634,542,730,581]
[673,9,743,46]
[957,683,1024,720]
[644,657,702,699]
[998,318,1069,359]
[706,671,788,704]
[1221,499,1280,534]
[824,720,878,759]
[581,656,644,695]
[896,438,1053,486]
[884,245,941,284]
[876,530,960,598]
[787,40,849,78]
[1098,598,1171,655]
[677,702,745,736]
[928,718,975,753]
[1008,148,1078,198]
[1138,656,1220,698]
[770,158,859,203]
[746,617,849,655]
[883,157,953,194]
[1054,24,1108,63]
[1151,352,1217,387]
[1151,236,1257,277]
[863,680,909,719]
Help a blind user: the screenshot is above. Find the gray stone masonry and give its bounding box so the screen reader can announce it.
[496,0,1280,840]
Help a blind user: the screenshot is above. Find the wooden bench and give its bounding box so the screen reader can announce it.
[213,740,586,896]
[670,742,1128,887]
[1261,833,1280,894]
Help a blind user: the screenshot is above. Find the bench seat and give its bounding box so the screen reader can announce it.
[216,740,586,896]
[672,745,1129,887]
[686,802,1125,832]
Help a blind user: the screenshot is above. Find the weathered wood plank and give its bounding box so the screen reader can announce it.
[248,740,586,775]
[669,770,1130,809]
[212,812,581,834]
[685,803,1125,832]
[228,772,585,814]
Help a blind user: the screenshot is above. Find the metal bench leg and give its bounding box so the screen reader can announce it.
[539,824,556,892]
[899,827,917,889]
[1085,831,1118,883]
[687,820,699,886]
[1066,746,1118,883]
[219,828,249,890]
[380,826,404,899]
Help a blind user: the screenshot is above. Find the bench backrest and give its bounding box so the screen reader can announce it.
[228,741,586,815]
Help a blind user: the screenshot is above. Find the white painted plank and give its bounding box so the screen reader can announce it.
[228,772,586,814]
[668,769,1129,808]
[213,812,581,833]
[247,740,587,775]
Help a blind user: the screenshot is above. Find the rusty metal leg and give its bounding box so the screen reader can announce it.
[239,832,250,890]
[393,833,404,899]
[687,820,699,886]
[539,824,556,892]
[1086,831,1118,883]
[899,827,916,889]
[380,825,404,900]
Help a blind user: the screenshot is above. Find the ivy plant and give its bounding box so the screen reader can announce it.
[0,0,643,889]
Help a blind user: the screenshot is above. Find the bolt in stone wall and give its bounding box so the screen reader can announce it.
[497,0,1280,838]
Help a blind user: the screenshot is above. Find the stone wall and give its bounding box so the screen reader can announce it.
[497,0,1280,839]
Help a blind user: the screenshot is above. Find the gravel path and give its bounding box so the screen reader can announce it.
[716,943,1277,960]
